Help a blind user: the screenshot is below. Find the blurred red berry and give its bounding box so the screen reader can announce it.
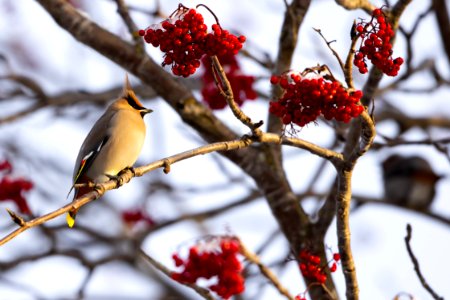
[0,160,12,173]
[171,237,244,299]
[201,54,257,109]
[333,253,341,262]
[0,161,33,214]
[121,209,155,227]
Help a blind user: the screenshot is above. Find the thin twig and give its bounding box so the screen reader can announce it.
[138,249,215,300]
[114,0,144,53]
[238,237,295,300]
[404,224,444,300]
[313,28,345,75]
[210,55,263,136]
[344,26,359,89]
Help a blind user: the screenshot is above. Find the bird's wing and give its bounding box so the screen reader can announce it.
[72,111,115,184]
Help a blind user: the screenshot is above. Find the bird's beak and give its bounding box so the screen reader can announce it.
[141,108,153,116]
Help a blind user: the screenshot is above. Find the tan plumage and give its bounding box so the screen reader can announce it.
[67,75,152,227]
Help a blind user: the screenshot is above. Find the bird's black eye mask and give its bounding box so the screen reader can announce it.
[125,94,145,111]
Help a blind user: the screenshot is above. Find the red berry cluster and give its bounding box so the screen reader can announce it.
[298,249,340,285]
[353,8,404,76]
[0,160,33,214]
[201,54,257,109]
[299,250,327,284]
[269,72,364,126]
[138,5,246,77]
[121,209,155,228]
[171,238,244,299]
[295,251,341,299]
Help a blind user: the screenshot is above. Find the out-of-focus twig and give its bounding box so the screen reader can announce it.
[114,0,144,52]
[238,237,295,300]
[335,0,376,15]
[138,249,215,300]
[404,224,444,300]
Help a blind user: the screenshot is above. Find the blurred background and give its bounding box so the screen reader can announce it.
[0,0,449,299]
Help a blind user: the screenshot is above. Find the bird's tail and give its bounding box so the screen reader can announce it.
[66,209,77,228]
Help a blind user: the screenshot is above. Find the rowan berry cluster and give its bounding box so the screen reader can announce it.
[269,72,364,126]
[139,5,246,77]
[0,160,33,214]
[298,249,340,285]
[171,237,244,299]
[353,8,404,76]
[201,54,257,109]
[121,209,155,228]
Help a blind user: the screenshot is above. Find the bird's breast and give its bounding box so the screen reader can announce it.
[87,110,146,182]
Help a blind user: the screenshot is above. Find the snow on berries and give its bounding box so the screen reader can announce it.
[138,4,246,77]
[201,54,257,109]
[171,237,245,299]
[269,70,364,127]
[353,7,404,76]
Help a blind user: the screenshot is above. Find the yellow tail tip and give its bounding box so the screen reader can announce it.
[66,213,75,228]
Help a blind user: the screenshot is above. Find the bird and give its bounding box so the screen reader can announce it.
[382,154,442,211]
[66,75,153,227]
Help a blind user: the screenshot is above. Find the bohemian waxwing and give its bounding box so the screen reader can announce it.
[382,154,442,211]
[67,75,152,227]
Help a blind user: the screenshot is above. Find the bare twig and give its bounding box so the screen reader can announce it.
[138,249,215,300]
[344,27,359,89]
[313,28,345,75]
[238,237,295,300]
[404,224,444,300]
[114,0,144,52]
[210,55,263,136]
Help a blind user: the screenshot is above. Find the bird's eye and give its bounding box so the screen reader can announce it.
[125,94,144,110]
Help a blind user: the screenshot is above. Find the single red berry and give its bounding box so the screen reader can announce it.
[270,75,280,84]
[333,253,341,262]
[329,262,337,272]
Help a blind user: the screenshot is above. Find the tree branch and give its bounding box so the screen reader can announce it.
[404,224,444,300]
[238,237,294,300]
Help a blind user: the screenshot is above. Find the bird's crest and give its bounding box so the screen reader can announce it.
[121,74,146,110]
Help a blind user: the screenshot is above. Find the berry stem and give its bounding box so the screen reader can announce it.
[196,4,222,28]
[169,3,189,18]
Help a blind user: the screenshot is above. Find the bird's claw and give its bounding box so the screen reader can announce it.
[106,174,124,187]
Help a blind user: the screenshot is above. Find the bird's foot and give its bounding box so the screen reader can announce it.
[119,166,136,177]
[106,174,124,187]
